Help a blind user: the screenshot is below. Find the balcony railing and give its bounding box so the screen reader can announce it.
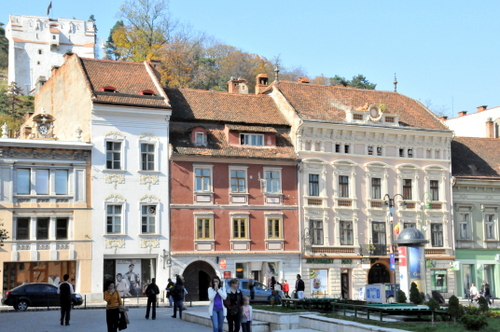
[360,243,389,256]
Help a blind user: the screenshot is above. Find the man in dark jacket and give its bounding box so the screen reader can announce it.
[57,274,74,326]
[171,275,185,319]
[145,278,160,320]
[295,274,305,299]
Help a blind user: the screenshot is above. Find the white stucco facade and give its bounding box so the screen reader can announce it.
[5,15,95,94]
[445,106,500,138]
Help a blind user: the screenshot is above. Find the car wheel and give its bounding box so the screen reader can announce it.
[16,300,29,311]
[387,296,395,304]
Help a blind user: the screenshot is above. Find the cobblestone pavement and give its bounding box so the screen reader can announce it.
[0,306,213,332]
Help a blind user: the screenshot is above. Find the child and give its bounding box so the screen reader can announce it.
[241,296,253,332]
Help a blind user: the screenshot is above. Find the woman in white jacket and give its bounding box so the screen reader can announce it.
[208,276,227,332]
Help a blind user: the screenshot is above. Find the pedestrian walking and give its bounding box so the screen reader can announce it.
[241,296,253,332]
[57,274,74,326]
[484,282,492,305]
[104,281,122,332]
[282,280,290,298]
[470,283,478,303]
[225,278,243,332]
[145,278,160,320]
[166,278,174,307]
[295,274,305,299]
[171,275,185,319]
[208,276,227,332]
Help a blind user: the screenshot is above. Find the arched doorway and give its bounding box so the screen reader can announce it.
[182,261,216,301]
[368,263,390,284]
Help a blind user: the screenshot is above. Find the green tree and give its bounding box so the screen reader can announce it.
[0,22,8,68]
[0,83,34,129]
[447,295,460,323]
[427,298,440,326]
[0,220,8,247]
[396,289,407,303]
[349,74,377,89]
[409,282,422,304]
[330,75,350,87]
[104,21,124,60]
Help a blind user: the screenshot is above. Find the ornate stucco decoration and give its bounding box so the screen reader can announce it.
[105,239,125,253]
[104,194,126,203]
[141,238,160,253]
[104,131,126,140]
[140,194,160,203]
[140,175,159,190]
[105,174,125,189]
[139,133,158,141]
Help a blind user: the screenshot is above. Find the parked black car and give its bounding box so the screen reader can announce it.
[1,283,83,311]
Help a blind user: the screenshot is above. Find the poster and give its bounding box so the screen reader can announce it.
[310,269,327,295]
[409,246,425,293]
[116,259,142,297]
[399,246,409,297]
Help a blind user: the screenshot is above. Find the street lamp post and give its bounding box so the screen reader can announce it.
[383,194,407,301]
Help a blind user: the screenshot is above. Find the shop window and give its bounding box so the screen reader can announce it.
[431,269,447,292]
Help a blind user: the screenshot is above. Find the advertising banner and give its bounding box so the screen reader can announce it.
[116,259,142,297]
[409,246,425,293]
[309,269,327,295]
[399,246,409,297]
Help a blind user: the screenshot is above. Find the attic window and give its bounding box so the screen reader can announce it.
[101,86,117,93]
[195,132,206,146]
[353,114,363,120]
[240,133,263,146]
[139,90,155,96]
[385,116,395,123]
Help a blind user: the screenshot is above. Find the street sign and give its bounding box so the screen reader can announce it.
[223,271,231,279]
[219,259,226,269]
[390,253,395,270]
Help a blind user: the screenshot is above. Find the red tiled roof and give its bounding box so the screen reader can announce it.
[165,88,288,125]
[170,122,297,160]
[79,57,170,109]
[452,137,500,178]
[273,81,448,130]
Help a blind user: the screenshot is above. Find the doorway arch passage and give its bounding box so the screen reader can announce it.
[368,263,390,284]
[182,261,216,301]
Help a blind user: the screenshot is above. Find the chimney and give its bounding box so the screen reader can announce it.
[35,76,47,94]
[146,59,162,80]
[255,74,269,94]
[51,66,60,76]
[227,77,248,94]
[458,111,467,117]
[486,118,494,138]
[440,116,448,121]
[477,105,488,112]
[297,77,310,83]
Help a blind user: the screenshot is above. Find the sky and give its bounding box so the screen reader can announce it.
[2,0,500,118]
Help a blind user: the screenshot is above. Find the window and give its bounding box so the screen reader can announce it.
[106,141,121,169]
[196,217,212,239]
[240,133,263,146]
[265,170,281,194]
[459,213,470,239]
[335,144,340,153]
[431,223,443,246]
[344,145,350,153]
[339,176,349,197]
[399,148,404,157]
[233,218,248,239]
[372,222,386,246]
[485,214,497,240]
[56,218,68,239]
[431,269,447,292]
[367,146,373,155]
[140,143,155,171]
[106,205,122,234]
[407,149,413,158]
[17,169,31,194]
[267,218,282,239]
[35,169,49,195]
[371,178,381,199]
[403,179,412,200]
[377,147,382,156]
[353,114,363,120]
[36,218,49,240]
[309,174,319,196]
[340,220,353,245]
[55,170,68,195]
[195,168,211,192]
[230,170,246,193]
[430,180,439,201]
[309,220,324,245]
[195,132,206,146]
[17,218,30,240]
[141,205,156,233]
[38,49,43,54]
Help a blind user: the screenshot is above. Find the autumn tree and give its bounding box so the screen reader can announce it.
[113,0,176,61]
[0,82,34,130]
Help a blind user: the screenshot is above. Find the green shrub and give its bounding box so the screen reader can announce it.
[409,282,422,304]
[477,296,489,313]
[448,295,460,322]
[460,313,488,331]
[396,289,407,303]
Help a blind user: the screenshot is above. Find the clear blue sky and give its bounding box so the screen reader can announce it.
[2,0,500,118]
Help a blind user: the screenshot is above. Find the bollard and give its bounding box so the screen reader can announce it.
[84,294,87,309]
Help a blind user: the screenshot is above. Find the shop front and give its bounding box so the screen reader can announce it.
[3,260,76,291]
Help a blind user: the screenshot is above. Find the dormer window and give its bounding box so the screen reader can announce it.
[195,132,206,146]
[240,133,263,146]
[385,116,395,123]
[139,90,155,96]
[353,114,363,120]
[101,86,117,93]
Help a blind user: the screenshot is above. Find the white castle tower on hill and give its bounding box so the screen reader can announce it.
[6,15,96,94]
